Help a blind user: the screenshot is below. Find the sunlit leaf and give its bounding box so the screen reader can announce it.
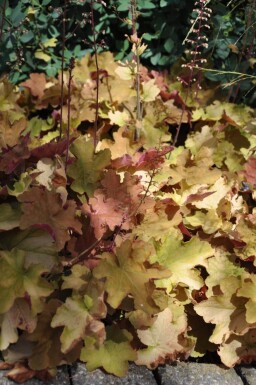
[136,307,192,368]
[51,294,106,353]
[151,228,214,291]
[93,239,169,313]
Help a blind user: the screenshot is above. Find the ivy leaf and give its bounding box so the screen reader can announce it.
[51,294,106,354]
[0,79,21,112]
[67,137,111,196]
[73,54,91,83]
[93,240,169,313]
[0,249,53,314]
[18,187,82,251]
[136,307,192,368]
[80,325,137,377]
[115,63,133,80]
[151,228,214,291]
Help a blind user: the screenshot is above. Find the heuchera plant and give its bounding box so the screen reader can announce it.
[0,50,256,382]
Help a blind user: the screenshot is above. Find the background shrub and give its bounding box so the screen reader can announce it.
[0,0,255,104]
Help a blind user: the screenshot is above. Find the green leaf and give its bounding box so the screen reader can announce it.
[80,326,137,377]
[67,137,111,196]
[23,116,53,138]
[205,253,245,297]
[151,229,214,292]
[62,265,91,292]
[185,210,222,234]
[138,0,155,9]
[35,50,51,62]
[7,172,32,197]
[0,249,53,314]
[141,79,160,102]
[93,240,169,313]
[42,38,57,48]
[0,203,21,230]
[0,228,58,271]
[164,38,174,53]
[20,31,34,43]
[51,295,105,354]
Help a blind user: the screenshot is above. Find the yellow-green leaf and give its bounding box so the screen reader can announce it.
[141,79,160,102]
[67,136,111,196]
[80,326,136,376]
[35,50,51,62]
[51,294,105,353]
[151,228,214,291]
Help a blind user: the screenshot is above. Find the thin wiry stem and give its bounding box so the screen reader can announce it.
[174,0,211,146]
[197,66,256,80]
[0,0,6,42]
[59,0,67,139]
[65,58,75,173]
[90,0,100,151]
[131,0,142,139]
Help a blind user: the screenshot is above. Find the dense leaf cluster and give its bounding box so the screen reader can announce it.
[0,52,256,382]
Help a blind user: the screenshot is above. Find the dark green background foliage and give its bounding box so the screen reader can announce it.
[0,0,193,82]
[204,1,256,104]
[0,0,255,104]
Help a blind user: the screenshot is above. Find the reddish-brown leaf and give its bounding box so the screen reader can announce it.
[20,73,47,99]
[0,140,30,174]
[244,157,256,187]
[83,171,153,239]
[134,146,173,171]
[18,187,82,250]
[4,362,36,384]
[29,138,75,161]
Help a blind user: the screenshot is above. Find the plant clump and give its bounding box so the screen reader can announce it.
[0,50,255,382]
